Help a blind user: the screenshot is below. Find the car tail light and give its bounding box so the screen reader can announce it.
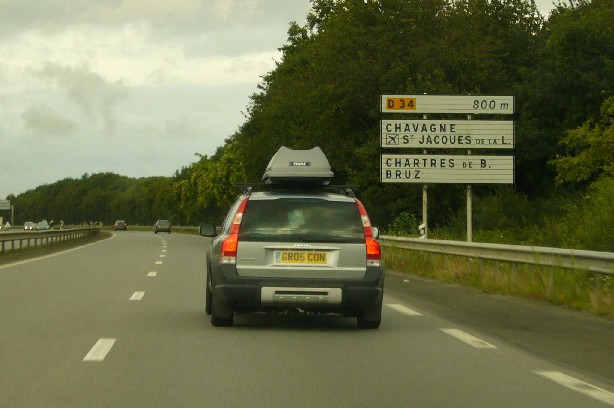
[221,196,249,264]
[355,199,381,266]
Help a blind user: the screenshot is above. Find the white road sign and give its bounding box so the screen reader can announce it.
[381,95,515,114]
[381,154,514,184]
[0,200,10,210]
[381,120,514,149]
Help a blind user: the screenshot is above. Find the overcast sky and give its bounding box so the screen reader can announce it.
[0,0,556,199]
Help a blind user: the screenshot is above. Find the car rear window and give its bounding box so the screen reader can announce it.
[239,198,364,243]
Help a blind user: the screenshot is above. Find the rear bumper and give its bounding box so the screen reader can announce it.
[211,265,384,313]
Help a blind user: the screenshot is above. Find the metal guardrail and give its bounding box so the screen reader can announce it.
[379,235,614,275]
[0,227,101,254]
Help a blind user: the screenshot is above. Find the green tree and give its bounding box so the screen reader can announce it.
[516,0,614,193]
[552,96,614,184]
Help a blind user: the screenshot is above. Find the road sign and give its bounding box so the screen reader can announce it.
[381,154,514,184]
[381,95,515,114]
[0,200,10,210]
[381,120,514,149]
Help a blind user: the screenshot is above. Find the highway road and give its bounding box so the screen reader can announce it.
[1,231,613,407]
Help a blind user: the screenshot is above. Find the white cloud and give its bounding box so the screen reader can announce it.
[21,104,76,137]
[35,63,128,135]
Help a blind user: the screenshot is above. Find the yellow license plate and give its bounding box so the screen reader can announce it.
[385,97,417,111]
[276,251,328,265]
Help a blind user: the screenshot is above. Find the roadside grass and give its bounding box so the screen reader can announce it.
[384,246,614,317]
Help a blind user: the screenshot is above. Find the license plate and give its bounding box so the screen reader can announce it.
[275,251,328,265]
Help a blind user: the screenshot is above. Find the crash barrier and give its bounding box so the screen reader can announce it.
[378,236,614,275]
[0,227,102,255]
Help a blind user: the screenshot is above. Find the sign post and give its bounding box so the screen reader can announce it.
[380,154,514,183]
[381,95,514,114]
[380,94,515,241]
[0,200,13,226]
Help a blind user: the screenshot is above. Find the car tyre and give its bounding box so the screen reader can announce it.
[205,271,212,316]
[357,316,381,329]
[357,305,382,329]
[210,288,233,327]
[211,313,233,327]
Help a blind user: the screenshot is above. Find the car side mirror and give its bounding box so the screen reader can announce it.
[200,222,217,237]
[372,227,379,239]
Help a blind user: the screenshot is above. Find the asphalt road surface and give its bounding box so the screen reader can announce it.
[1,232,613,408]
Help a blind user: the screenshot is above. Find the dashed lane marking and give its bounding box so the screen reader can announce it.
[155,261,163,265]
[535,371,614,405]
[83,338,116,362]
[386,304,423,316]
[130,291,145,301]
[147,271,157,277]
[440,328,497,349]
[159,254,165,258]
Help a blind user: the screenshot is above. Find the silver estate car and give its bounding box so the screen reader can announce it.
[154,220,171,234]
[200,147,384,328]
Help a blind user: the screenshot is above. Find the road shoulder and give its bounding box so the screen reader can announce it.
[385,269,614,383]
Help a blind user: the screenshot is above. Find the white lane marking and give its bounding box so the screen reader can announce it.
[130,291,145,301]
[535,371,614,405]
[440,328,497,349]
[155,261,163,265]
[147,271,157,277]
[387,303,423,316]
[159,254,165,258]
[162,249,167,253]
[0,233,116,270]
[83,338,116,362]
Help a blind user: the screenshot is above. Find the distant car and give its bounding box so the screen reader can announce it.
[24,221,36,230]
[114,220,127,231]
[36,220,50,230]
[154,220,171,234]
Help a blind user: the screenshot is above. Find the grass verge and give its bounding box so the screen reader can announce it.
[384,246,614,317]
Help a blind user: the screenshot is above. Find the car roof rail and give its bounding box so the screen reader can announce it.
[234,183,357,197]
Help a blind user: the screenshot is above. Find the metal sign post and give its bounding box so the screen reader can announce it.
[466,114,476,242]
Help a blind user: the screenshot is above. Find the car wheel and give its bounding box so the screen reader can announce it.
[205,271,212,315]
[357,316,381,329]
[210,289,233,327]
[357,304,382,329]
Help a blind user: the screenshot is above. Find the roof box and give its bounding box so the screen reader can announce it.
[262,146,334,185]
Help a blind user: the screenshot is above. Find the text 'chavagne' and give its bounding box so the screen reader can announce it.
[383,122,510,146]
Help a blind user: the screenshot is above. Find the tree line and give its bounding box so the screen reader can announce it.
[5,0,613,250]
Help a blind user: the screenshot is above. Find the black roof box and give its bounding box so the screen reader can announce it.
[262,146,334,185]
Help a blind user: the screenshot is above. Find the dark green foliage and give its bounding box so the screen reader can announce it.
[12,173,178,226]
[515,0,614,194]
